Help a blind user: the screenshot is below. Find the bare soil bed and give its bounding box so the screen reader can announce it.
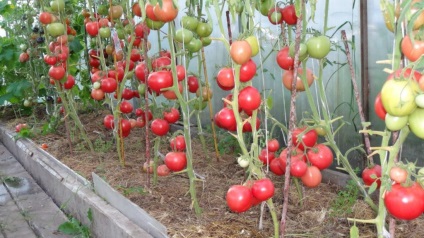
[2,108,423,238]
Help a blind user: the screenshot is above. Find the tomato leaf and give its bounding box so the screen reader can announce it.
[267,96,273,110]
[350,223,359,238]
[368,181,377,195]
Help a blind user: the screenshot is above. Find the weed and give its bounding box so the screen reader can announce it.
[329,179,360,218]
[58,209,92,238]
[117,185,147,197]
[93,137,113,153]
[217,133,242,155]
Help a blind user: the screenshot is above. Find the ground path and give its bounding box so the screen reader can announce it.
[0,142,71,238]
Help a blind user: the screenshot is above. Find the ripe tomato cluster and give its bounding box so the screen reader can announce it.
[226,178,275,213]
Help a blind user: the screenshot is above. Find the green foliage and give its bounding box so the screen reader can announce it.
[217,132,242,155]
[58,209,92,238]
[329,179,360,218]
[117,185,147,197]
[93,137,114,153]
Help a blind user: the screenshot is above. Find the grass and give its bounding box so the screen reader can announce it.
[329,179,360,218]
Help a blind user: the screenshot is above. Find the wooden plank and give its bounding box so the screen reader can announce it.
[92,173,168,238]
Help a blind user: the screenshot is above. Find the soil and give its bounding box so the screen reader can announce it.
[2,107,424,238]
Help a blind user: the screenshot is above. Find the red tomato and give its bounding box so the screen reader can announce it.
[282,68,314,92]
[251,178,275,202]
[240,59,256,82]
[15,123,28,133]
[120,101,133,114]
[270,158,285,175]
[279,147,306,163]
[135,117,146,128]
[152,56,171,71]
[121,88,134,100]
[170,135,186,151]
[276,47,294,70]
[63,75,75,90]
[39,12,53,24]
[282,5,297,25]
[374,93,387,121]
[135,62,148,82]
[258,148,275,165]
[290,160,308,177]
[226,185,253,213]
[43,54,57,65]
[91,88,105,100]
[132,3,142,17]
[85,21,99,36]
[151,119,170,136]
[135,109,153,121]
[176,65,186,81]
[389,166,408,184]
[157,164,171,176]
[362,164,382,188]
[147,71,173,94]
[145,2,158,21]
[401,35,424,62]
[119,119,132,137]
[164,152,187,171]
[292,127,318,151]
[162,81,183,100]
[101,78,118,93]
[238,86,261,111]
[187,75,199,93]
[301,166,322,188]
[91,70,107,83]
[214,107,236,131]
[108,67,125,82]
[48,65,66,80]
[153,0,178,23]
[163,108,180,124]
[267,139,280,152]
[384,182,424,220]
[216,67,235,91]
[306,144,334,170]
[230,40,252,65]
[134,22,150,38]
[242,117,260,132]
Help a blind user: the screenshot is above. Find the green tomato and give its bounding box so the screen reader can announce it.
[50,0,65,12]
[145,18,165,30]
[97,4,109,15]
[196,22,212,37]
[138,83,146,96]
[289,42,308,61]
[192,100,207,110]
[180,16,199,32]
[201,37,212,47]
[408,108,424,138]
[381,79,420,117]
[19,44,27,51]
[175,28,193,44]
[237,156,249,168]
[46,22,65,37]
[255,0,275,16]
[415,94,424,108]
[245,35,259,57]
[99,27,111,38]
[185,38,202,53]
[306,35,331,59]
[116,28,125,39]
[385,114,408,131]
